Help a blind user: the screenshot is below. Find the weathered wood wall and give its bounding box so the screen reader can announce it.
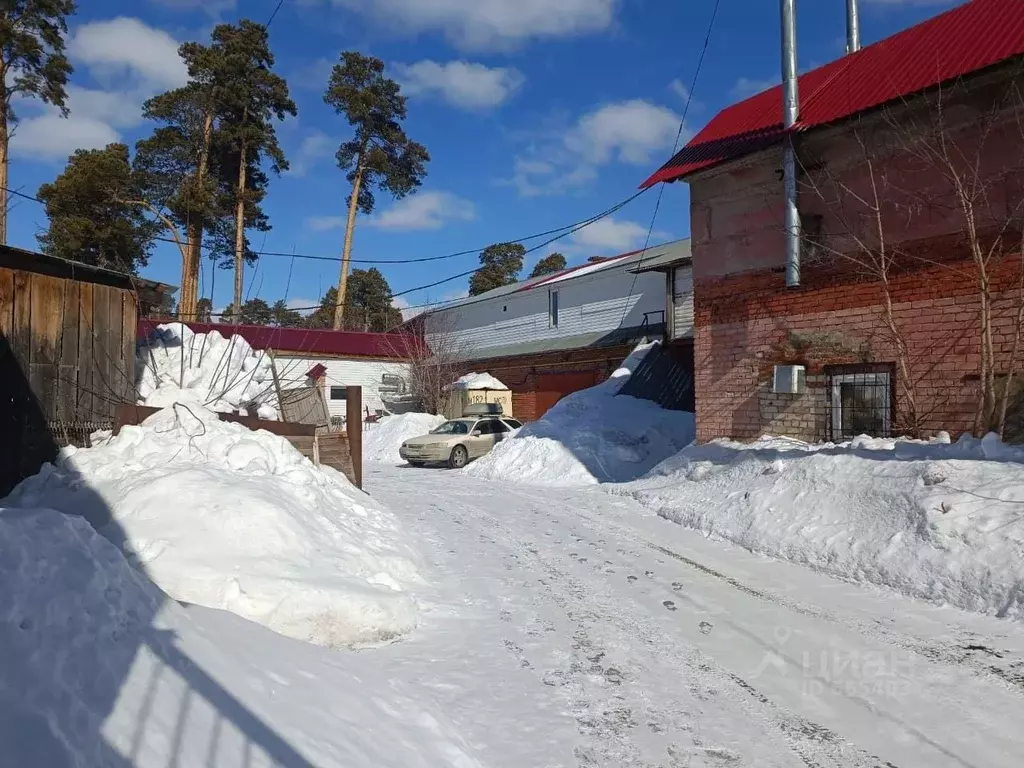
[0,265,137,495]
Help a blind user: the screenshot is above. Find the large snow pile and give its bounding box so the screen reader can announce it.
[364,412,446,463]
[465,344,695,486]
[0,507,482,767]
[621,433,1024,621]
[450,371,508,390]
[6,406,422,648]
[137,322,279,418]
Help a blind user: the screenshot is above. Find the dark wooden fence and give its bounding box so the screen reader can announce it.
[0,250,140,496]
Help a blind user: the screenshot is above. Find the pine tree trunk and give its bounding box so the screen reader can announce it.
[233,142,248,325]
[0,81,8,247]
[181,110,215,320]
[333,163,364,331]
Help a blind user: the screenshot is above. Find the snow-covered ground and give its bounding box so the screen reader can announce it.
[4,450,1024,766]
[466,344,695,486]
[364,412,446,463]
[620,433,1024,622]
[136,323,279,418]
[366,463,1024,767]
[0,507,491,768]
[6,407,422,648]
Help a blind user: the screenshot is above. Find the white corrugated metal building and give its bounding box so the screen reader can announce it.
[420,239,693,421]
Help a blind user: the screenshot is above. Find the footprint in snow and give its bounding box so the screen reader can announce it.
[644,570,655,578]
[672,581,684,592]
[663,600,677,611]
[627,575,638,583]
[699,621,713,635]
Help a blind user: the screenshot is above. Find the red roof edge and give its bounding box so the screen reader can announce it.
[642,0,1024,187]
[137,319,428,360]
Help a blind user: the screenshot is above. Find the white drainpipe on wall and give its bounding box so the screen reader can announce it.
[781,0,801,288]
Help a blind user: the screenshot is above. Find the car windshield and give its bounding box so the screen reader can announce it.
[431,420,472,435]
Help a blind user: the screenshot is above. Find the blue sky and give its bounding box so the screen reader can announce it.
[7,0,958,318]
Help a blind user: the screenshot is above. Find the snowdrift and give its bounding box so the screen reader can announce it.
[136,322,279,418]
[465,344,695,486]
[7,406,422,648]
[364,412,446,464]
[0,507,481,767]
[622,433,1024,621]
[450,372,508,390]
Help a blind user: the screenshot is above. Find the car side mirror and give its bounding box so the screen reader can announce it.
[471,429,482,437]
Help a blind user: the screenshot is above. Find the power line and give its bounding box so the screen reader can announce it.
[618,0,722,326]
[266,0,286,27]
[6,185,649,266]
[205,188,645,315]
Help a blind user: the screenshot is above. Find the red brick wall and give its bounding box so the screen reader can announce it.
[694,253,1024,442]
[458,344,635,422]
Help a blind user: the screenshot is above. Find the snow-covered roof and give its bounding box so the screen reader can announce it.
[449,372,509,390]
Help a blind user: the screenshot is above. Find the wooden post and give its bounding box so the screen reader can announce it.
[346,385,362,489]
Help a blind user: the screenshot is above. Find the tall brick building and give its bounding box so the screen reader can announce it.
[643,0,1024,443]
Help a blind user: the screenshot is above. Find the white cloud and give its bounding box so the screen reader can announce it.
[731,76,779,100]
[367,191,476,231]
[292,57,335,90]
[14,17,187,162]
[394,60,524,110]
[567,100,683,164]
[305,215,347,232]
[325,0,616,49]
[391,296,423,321]
[149,0,236,12]
[565,217,668,254]
[68,17,187,91]
[11,114,120,160]
[286,297,319,317]
[286,130,336,177]
[505,99,682,197]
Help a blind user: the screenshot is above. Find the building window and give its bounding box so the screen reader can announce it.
[825,364,894,441]
[330,386,348,400]
[549,290,559,328]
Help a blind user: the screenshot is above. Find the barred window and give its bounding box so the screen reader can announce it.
[825,363,894,441]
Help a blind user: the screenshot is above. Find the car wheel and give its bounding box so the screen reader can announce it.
[448,445,469,469]
[408,461,426,468]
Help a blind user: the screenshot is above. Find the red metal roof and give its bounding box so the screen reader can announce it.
[137,319,425,360]
[642,0,1024,187]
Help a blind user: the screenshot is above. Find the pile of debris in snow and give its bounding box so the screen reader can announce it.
[365,412,446,464]
[620,433,1024,621]
[465,344,695,486]
[6,405,423,648]
[136,322,279,418]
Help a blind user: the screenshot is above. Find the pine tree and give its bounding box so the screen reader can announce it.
[529,252,566,278]
[0,0,76,244]
[213,21,295,321]
[324,52,428,329]
[469,242,525,295]
[37,143,159,273]
[270,299,302,327]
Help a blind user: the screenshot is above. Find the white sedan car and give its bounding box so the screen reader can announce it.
[399,416,523,468]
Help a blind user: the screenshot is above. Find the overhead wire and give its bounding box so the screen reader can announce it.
[6,183,650,316]
[3,185,648,266]
[617,0,722,326]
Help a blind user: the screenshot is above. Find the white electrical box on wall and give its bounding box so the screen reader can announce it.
[772,364,806,394]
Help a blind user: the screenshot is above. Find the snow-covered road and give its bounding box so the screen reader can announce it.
[367,462,1024,768]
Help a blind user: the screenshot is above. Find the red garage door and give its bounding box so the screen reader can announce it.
[534,371,600,419]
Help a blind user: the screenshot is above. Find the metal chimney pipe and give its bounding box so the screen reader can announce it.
[846,0,861,54]
[781,0,801,287]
